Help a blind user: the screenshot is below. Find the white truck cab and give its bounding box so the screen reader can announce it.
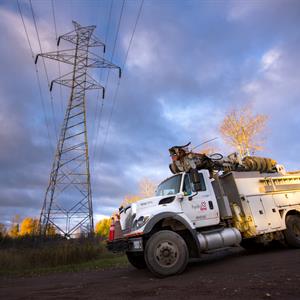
[120,171,220,238]
[108,168,300,277]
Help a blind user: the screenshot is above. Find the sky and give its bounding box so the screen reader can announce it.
[0,0,300,226]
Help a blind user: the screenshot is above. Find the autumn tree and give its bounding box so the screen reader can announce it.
[0,223,7,237]
[19,217,39,236]
[120,195,142,208]
[95,218,111,238]
[45,224,56,236]
[120,178,156,207]
[139,177,156,198]
[219,106,267,157]
[8,215,20,238]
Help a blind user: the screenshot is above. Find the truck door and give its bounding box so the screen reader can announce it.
[181,171,220,228]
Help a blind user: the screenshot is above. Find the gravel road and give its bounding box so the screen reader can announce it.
[1,247,300,300]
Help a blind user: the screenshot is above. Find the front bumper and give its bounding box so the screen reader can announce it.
[107,237,143,253]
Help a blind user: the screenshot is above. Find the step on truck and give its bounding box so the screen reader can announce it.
[107,143,300,277]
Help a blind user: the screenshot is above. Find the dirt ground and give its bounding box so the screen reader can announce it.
[1,247,300,300]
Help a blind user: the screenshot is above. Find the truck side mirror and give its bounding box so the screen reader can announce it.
[189,169,202,192]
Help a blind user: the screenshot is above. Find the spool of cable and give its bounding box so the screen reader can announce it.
[242,156,277,173]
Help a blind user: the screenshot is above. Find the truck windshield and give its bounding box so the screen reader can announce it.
[156,174,182,196]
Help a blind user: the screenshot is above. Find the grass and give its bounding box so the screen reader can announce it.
[0,255,128,277]
[0,236,128,277]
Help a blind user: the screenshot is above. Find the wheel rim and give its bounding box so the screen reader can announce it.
[155,240,179,268]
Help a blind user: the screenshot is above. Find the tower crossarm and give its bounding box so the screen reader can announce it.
[88,36,106,50]
[49,71,105,97]
[86,51,122,77]
[35,50,121,78]
[35,49,76,66]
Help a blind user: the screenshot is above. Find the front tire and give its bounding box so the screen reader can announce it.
[126,252,147,269]
[284,215,300,248]
[145,230,188,277]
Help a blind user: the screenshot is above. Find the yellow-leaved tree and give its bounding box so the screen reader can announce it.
[95,218,111,238]
[120,177,156,208]
[8,215,20,238]
[219,106,268,157]
[139,177,156,198]
[19,217,39,236]
[121,195,142,208]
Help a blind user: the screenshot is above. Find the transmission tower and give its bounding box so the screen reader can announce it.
[37,21,121,237]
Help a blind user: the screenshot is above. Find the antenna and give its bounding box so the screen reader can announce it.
[190,137,219,152]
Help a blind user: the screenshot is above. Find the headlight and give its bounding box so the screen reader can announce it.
[132,215,150,231]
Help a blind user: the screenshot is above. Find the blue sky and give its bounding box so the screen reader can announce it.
[0,0,300,225]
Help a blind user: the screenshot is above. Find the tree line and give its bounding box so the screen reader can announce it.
[0,215,56,238]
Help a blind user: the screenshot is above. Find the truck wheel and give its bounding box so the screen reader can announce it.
[145,230,188,277]
[284,215,300,248]
[126,252,147,269]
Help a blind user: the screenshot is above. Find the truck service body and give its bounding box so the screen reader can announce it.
[108,145,300,277]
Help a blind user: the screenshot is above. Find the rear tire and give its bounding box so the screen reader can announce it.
[284,215,300,248]
[126,252,147,269]
[145,230,188,277]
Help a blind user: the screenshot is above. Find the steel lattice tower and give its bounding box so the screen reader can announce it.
[37,21,121,237]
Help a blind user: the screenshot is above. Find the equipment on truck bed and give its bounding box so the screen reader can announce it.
[168,142,277,175]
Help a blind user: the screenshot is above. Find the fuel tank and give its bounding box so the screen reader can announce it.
[197,227,241,251]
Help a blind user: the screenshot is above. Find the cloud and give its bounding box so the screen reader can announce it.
[238,42,300,168]
[227,0,264,21]
[261,48,281,71]
[123,29,158,70]
[94,213,110,223]
[158,96,223,141]
[0,4,55,55]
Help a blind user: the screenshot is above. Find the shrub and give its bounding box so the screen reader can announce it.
[0,236,113,273]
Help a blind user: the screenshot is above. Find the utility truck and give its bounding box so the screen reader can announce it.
[107,143,300,277]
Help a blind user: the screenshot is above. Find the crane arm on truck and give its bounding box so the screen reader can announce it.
[168,142,278,175]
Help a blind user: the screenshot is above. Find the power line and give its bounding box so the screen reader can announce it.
[122,0,144,72]
[29,0,59,142]
[17,0,54,150]
[92,0,125,166]
[91,0,114,167]
[99,0,144,160]
[51,0,64,113]
[104,0,114,43]
[104,0,125,90]
[51,0,58,39]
